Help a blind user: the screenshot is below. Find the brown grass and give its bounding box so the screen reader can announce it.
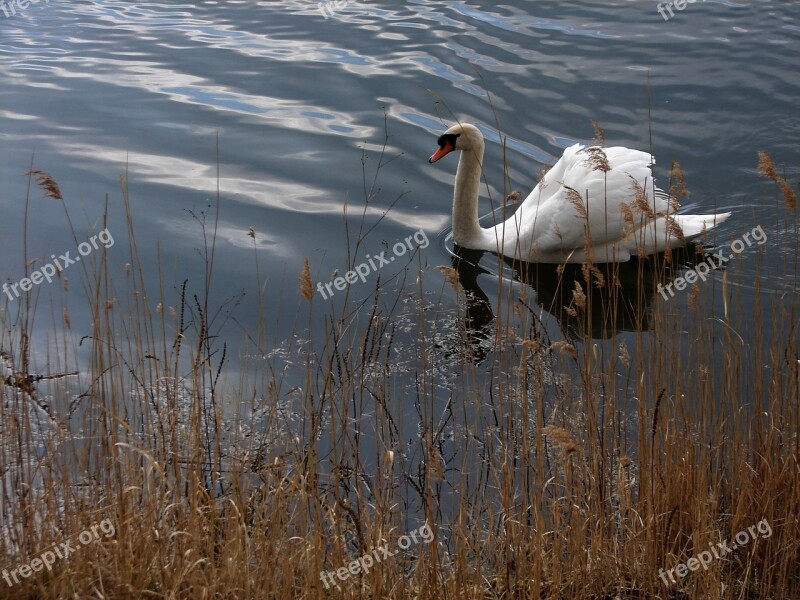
[0,137,798,600]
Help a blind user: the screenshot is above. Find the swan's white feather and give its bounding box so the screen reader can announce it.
[481,143,730,263]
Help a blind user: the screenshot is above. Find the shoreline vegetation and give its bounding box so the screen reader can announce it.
[0,131,798,599]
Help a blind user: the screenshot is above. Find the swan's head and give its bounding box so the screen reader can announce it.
[429,123,484,163]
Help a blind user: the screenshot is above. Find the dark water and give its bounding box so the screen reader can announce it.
[0,1,798,454]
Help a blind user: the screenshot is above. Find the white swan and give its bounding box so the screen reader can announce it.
[429,123,731,263]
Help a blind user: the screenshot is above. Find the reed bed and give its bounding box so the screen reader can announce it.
[0,142,797,600]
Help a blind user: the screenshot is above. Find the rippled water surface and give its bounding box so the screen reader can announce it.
[1,0,798,394]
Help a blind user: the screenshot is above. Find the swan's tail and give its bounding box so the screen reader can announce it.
[533,212,732,263]
[674,212,732,241]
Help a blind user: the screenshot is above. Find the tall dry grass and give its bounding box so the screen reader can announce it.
[0,135,797,600]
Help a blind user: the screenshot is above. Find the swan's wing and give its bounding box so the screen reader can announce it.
[502,144,676,258]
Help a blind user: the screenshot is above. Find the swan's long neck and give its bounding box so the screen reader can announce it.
[452,145,486,247]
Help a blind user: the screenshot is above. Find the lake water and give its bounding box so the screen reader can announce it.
[0,0,798,499]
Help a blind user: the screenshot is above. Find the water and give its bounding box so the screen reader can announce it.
[0,0,798,499]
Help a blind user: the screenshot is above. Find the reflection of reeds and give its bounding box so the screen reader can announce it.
[0,134,798,600]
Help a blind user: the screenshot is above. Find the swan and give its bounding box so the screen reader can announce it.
[429,123,731,263]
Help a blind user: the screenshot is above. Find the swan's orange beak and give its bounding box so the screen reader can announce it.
[429,140,454,163]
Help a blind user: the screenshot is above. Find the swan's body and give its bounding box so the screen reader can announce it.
[430,123,730,263]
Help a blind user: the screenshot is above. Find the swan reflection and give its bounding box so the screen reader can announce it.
[448,240,712,361]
